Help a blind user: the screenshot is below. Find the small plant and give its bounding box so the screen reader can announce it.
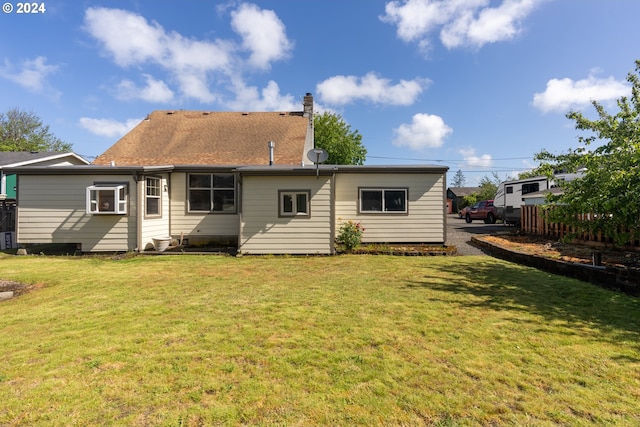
[337,220,365,252]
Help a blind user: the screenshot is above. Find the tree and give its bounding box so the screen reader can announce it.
[463,172,501,206]
[451,169,466,187]
[534,60,640,245]
[476,172,501,201]
[0,108,72,152]
[517,169,542,179]
[314,111,366,165]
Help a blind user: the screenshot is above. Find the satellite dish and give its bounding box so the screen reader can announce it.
[307,148,328,164]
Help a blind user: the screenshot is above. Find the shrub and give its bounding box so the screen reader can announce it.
[337,220,365,252]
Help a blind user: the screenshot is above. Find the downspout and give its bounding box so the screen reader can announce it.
[330,169,337,255]
[443,171,448,245]
[166,171,172,241]
[134,173,143,252]
[236,171,243,255]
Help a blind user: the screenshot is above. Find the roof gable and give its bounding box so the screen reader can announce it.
[447,187,480,197]
[93,110,311,167]
[0,151,89,167]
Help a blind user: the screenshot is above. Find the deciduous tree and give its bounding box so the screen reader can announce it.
[534,60,640,245]
[314,111,366,165]
[0,108,72,152]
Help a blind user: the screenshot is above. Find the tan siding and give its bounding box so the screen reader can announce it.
[17,175,137,251]
[169,172,239,240]
[239,175,332,254]
[335,173,445,243]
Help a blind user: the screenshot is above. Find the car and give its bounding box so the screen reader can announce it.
[458,205,472,218]
[464,199,497,224]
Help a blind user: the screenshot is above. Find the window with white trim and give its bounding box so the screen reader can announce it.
[146,177,161,217]
[188,173,235,213]
[86,185,127,214]
[359,188,407,213]
[279,190,310,217]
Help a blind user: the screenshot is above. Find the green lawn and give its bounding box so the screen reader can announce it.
[0,254,638,426]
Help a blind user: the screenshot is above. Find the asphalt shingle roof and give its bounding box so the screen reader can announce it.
[0,151,70,166]
[93,110,310,166]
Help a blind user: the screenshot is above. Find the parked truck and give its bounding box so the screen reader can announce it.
[463,199,498,223]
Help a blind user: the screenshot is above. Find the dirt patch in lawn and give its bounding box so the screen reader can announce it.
[0,280,43,299]
[479,234,640,271]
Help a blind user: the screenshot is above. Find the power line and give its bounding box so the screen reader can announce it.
[367,155,534,162]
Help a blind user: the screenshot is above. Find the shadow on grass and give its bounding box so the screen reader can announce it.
[406,258,640,354]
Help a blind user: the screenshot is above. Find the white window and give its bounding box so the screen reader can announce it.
[86,185,127,214]
[146,177,161,217]
[188,173,235,213]
[279,190,310,217]
[359,188,407,213]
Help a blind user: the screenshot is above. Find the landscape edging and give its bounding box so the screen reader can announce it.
[471,236,639,297]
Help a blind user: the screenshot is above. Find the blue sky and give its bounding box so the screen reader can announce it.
[1,0,639,184]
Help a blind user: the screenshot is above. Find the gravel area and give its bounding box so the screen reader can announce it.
[446,214,508,256]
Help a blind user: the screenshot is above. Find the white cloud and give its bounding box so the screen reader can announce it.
[83,8,166,67]
[79,117,142,138]
[532,73,630,113]
[381,0,543,50]
[225,79,299,111]
[230,3,293,69]
[459,147,492,167]
[317,72,428,106]
[84,6,232,103]
[116,74,174,103]
[0,56,59,92]
[83,4,293,105]
[392,113,452,150]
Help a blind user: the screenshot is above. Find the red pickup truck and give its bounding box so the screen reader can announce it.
[463,199,497,224]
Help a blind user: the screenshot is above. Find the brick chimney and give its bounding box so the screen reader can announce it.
[303,93,313,118]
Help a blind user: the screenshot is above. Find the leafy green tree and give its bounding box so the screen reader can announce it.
[535,60,640,245]
[463,172,501,206]
[518,170,542,179]
[451,169,466,187]
[314,111,366,165]
[0,108,72,152]
[477,172,501,201]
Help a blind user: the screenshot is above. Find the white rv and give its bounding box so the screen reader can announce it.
[494,176,549,225]
[494,172,583,225]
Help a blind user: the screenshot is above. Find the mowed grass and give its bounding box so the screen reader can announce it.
[0,254,639,426]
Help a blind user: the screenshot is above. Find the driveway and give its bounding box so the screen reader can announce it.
[445,214,506,256]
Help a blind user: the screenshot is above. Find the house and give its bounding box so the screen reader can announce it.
[7,95,449,254]
[1,151,90,201]
[446,187,480,213]
[0,152,89,248]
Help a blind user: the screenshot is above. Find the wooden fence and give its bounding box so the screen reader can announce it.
[521,205,640,250]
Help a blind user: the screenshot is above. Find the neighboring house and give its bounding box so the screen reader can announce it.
[1,151,90,200]
[7,95,449,254]
[446,187,480,213]
[0,152,89,245]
